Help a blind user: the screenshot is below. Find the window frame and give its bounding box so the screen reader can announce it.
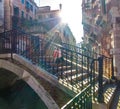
[21,0,24,4]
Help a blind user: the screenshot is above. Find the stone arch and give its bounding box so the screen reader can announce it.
[0,68,18,89]
[0,57,59,109]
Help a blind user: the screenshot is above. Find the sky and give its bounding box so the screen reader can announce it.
[34,0,83,43]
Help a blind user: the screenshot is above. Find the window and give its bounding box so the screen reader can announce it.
[21,0,24,4]
[50,14,54,18]
[26,14,28,19]
[85,0,91,3]
[35,8,36,15]
[21,11,24,18]
[30,4,33,12]
[84,0,92,9]
[25,1,30,12]
[30,17,32,20]
[38,15,42,19]
[26,1,30,8]
[101,0,106,14]
[13,6,19,16]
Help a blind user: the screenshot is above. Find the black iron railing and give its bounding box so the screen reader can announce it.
[62,43,114,79]
[0,29,114,109]
[61,85,92,109]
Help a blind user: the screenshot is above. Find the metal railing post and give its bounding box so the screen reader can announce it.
[111,57,115,79]
[11,30,14,60]
[98,56,104,103]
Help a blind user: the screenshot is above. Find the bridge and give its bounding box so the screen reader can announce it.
[0,29,119,109]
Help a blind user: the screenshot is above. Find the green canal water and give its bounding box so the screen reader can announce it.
[0,80,48,109]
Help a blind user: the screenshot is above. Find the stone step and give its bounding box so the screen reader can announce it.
[47,66,71,72]
[93,83,117,109]
[61,73,97,90]
[62,72,89,82]
[110,87,120,109]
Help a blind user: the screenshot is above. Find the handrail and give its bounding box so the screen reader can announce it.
[61,85,92,109]
[0,29,114,108]
[52,42,95,59]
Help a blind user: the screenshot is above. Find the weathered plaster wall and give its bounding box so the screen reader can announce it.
[110,5,120,79]
[0,0,4,32]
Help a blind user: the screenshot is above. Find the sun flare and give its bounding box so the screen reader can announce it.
[59,0,83,42]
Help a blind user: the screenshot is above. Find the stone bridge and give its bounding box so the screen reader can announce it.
[0,53,72,109]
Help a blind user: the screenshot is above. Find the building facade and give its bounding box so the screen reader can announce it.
[36,6,76,45]
[4,0,38,30]
[82,0,109,54]
[36,6,61,31]
[0,0,4,32]
[82,0,120,79]
[107,0,120,79]
[1,1,76,49]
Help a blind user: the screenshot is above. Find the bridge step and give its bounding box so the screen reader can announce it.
[28,52,114,98]
[38,55,104,93]
[93,83,117,109]
[51,65,71,70]
[108,84,120,109]
[104,84,116,104]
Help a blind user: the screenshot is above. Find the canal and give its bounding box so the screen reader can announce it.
[0,80,48,109]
